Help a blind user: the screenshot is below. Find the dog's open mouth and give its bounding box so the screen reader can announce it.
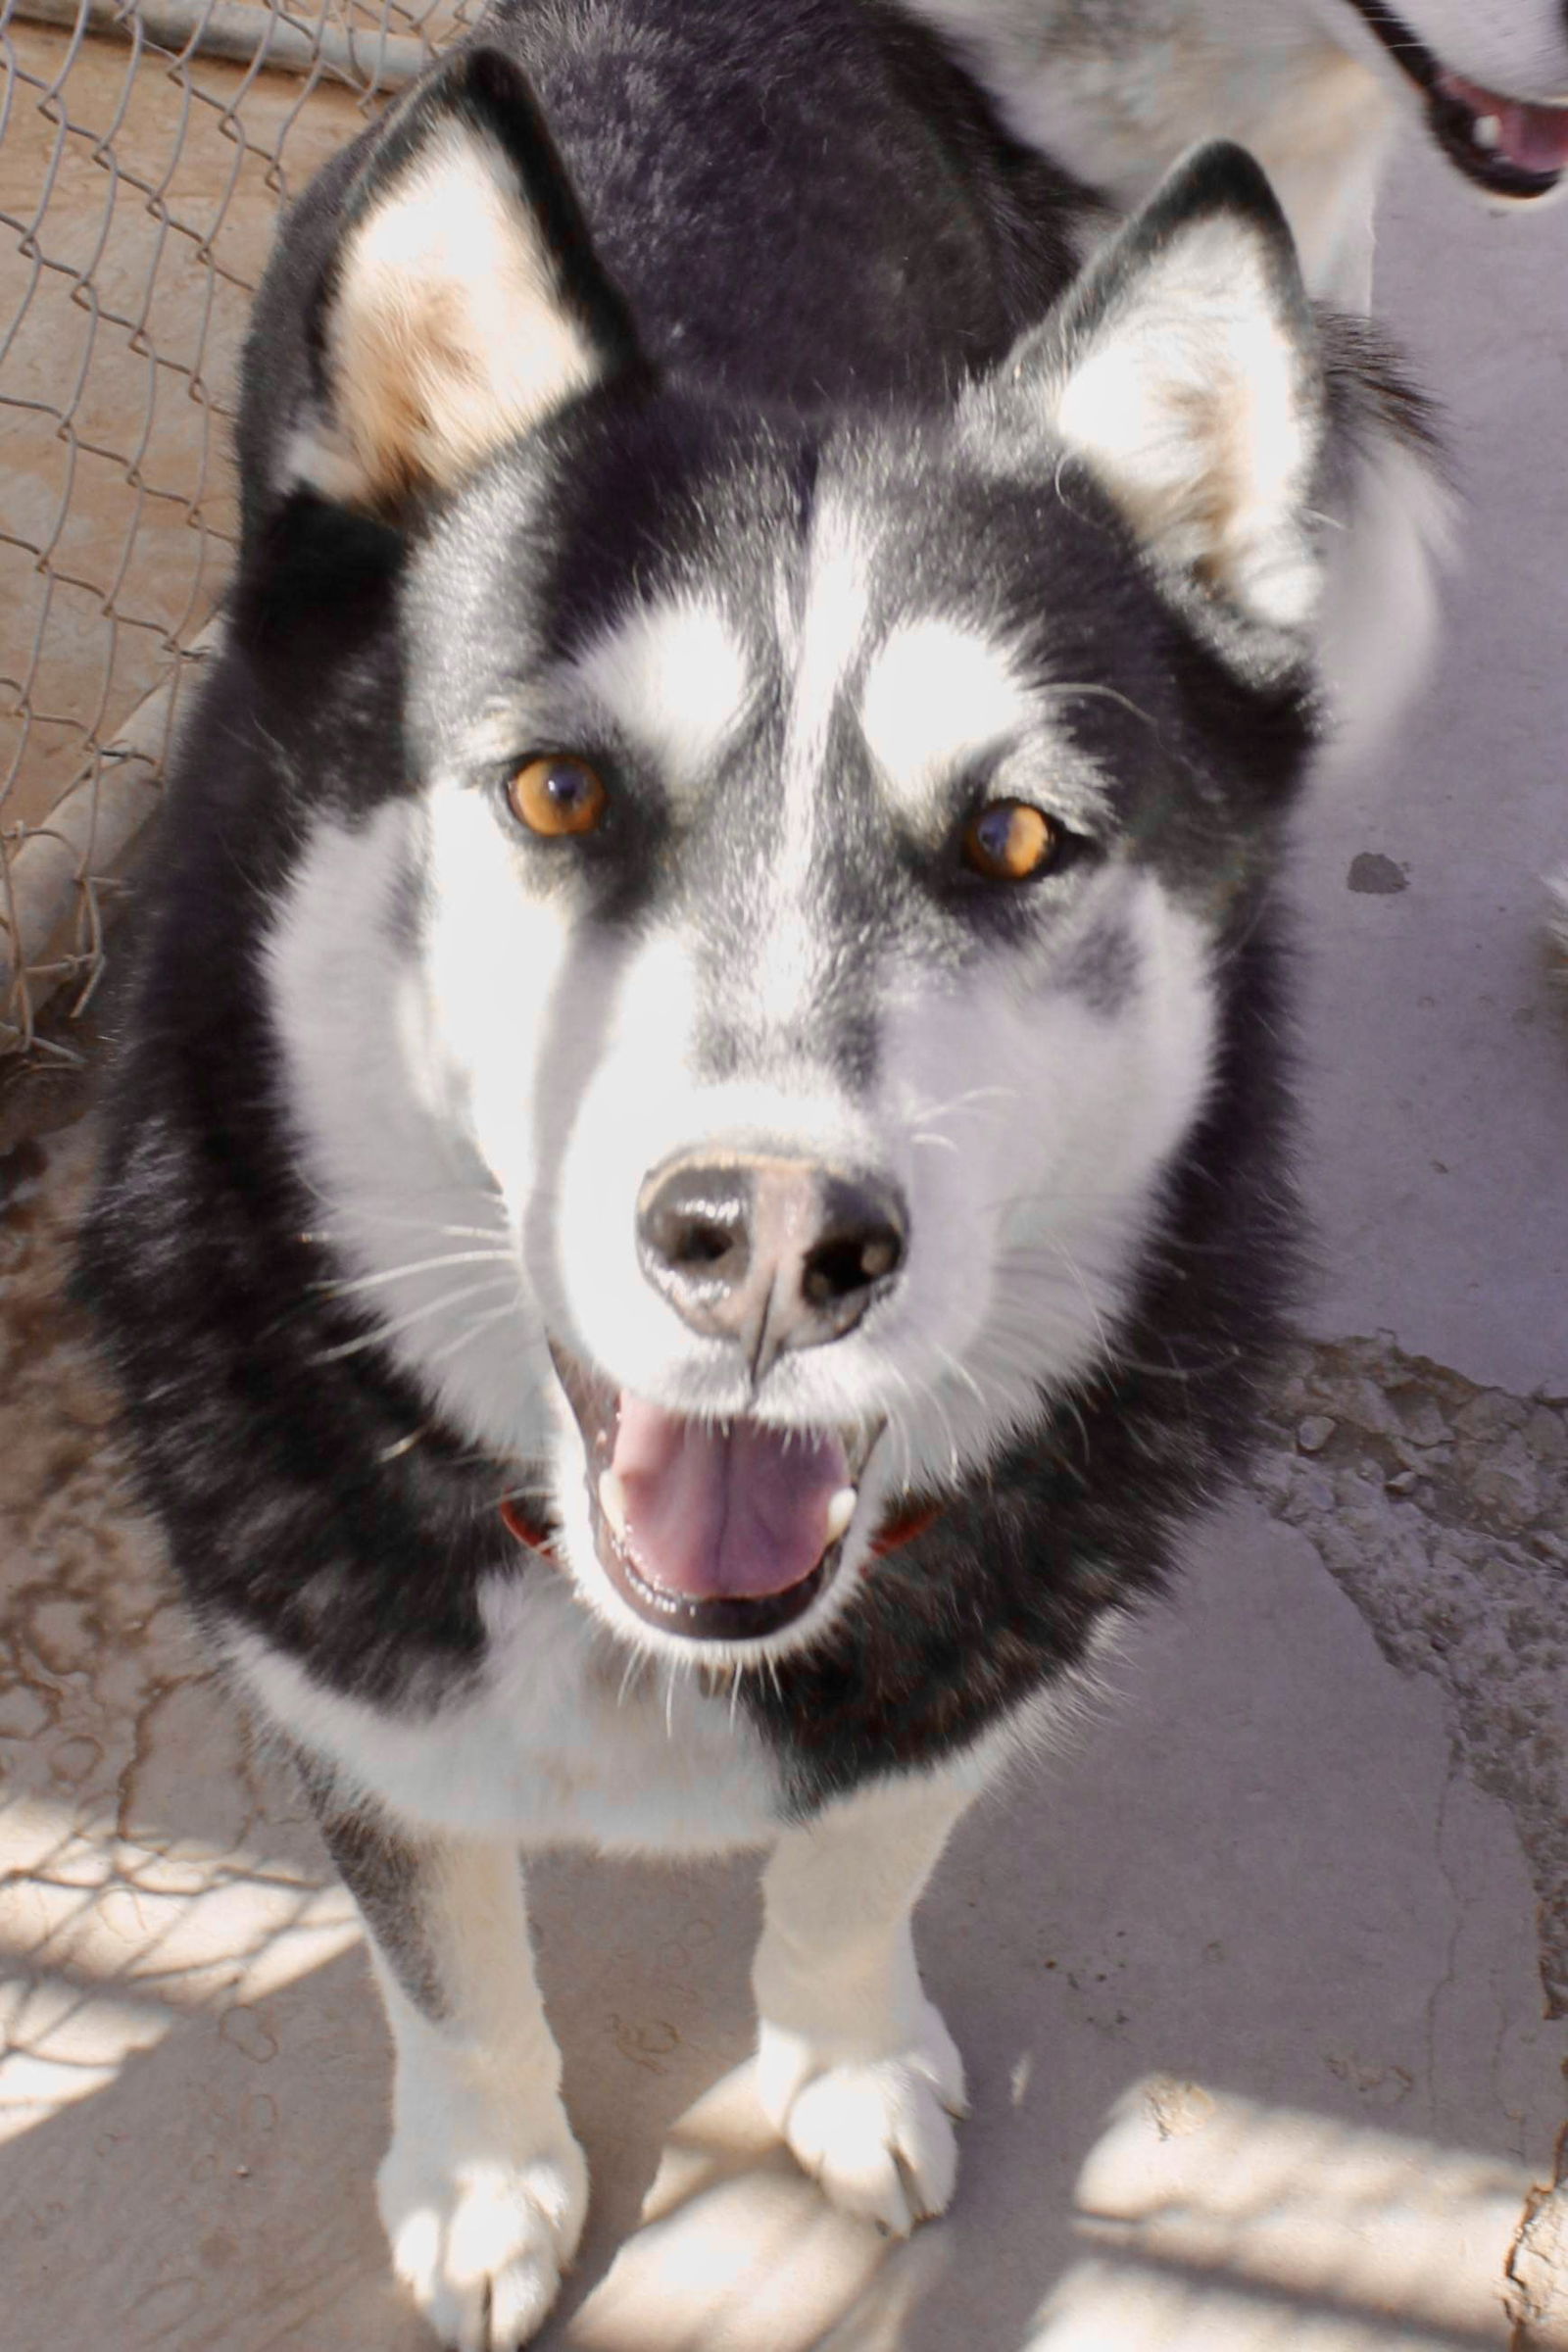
[552,1347,877,1642]
[1346,1,1568,197]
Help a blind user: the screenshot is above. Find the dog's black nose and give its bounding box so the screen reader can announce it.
[636,1153,906,1378]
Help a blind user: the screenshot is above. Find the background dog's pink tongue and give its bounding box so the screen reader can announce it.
[1441,73,1568,174]
[613,1400,848,1599]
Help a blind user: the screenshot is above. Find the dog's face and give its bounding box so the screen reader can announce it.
[1314,0,1568,199]
[268,60,1328,1664]
[400,417,1234,1648]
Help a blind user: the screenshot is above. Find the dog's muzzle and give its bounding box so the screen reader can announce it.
[1345,0,1568,197]
[528,1152,911,1643]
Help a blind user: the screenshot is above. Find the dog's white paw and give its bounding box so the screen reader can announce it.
[378,2115,588,2350]
[756,2004,967,2235]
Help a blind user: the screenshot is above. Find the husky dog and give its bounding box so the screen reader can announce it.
[893,0,1568,308]
[80,2,1438,2343]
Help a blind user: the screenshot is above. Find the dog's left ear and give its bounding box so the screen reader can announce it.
[968,142,1326,637]
[295,46,638,514]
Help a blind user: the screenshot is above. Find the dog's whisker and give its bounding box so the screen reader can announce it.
[930,1343,994,1419]
[376,1426,428,1465]
[1032,1236,1113,1360]
[312,1275,521,1365]
[422,1298,534,1371]
[1036,678,1165,738]
[313,1249,518,1297]
[906,1083,1020,1124]
[301,1222,514,1255]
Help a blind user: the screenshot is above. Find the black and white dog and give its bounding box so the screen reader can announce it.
[80,3,1438,2343]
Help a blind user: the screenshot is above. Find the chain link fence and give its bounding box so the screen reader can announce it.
[0,0,477,1059]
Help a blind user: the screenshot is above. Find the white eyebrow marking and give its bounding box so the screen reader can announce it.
[860,618,1119,834]
[858,618,1032,814]
[569,595,755,777]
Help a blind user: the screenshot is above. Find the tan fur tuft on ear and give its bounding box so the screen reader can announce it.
[1046,214,1323,633]
[318,121,601,507]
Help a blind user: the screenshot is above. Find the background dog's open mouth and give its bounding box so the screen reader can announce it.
[554,1348,869,1642]
[1347,2,1568,197]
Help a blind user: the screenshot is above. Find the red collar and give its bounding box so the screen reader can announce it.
[500,1494,941,1563]
[498,1496,558,1555]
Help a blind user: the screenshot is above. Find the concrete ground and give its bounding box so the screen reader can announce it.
[1,103,1566,2352]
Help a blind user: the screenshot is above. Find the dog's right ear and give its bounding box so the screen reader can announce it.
[290,47,638,514]
[963,142,1326,644]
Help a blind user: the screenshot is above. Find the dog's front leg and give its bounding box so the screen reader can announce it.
[311,1789,587,2351]
[753,1771,975,2234]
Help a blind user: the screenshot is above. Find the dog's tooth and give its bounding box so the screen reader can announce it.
[599,1468,629,1541]
[825,1487,858,1544]
[1473,114,1502,150]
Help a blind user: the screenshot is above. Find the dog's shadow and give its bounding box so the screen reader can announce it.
[523,1841,969,2352]
[553,2054,950,2352]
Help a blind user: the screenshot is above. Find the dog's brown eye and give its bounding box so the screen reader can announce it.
[508,755,608,838]
[962,800,1059,882]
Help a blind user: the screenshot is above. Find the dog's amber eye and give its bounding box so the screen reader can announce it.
[508,755,608,838]
[962,800,1059,882]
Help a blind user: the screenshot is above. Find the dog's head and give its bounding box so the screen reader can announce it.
[1328,0,1568,201]
[262,51,1337,1663]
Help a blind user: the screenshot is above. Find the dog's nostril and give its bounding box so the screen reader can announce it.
[666,1215,735,1269]
[800,1172,906,1310]
[802,1222,904,1305]
[638,1165,752,1293]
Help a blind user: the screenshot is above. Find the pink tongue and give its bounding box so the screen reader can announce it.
[1440,72,1568,173]
[612,1400,848,1600]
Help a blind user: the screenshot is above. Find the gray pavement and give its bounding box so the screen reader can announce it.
[1,115,1565,2352]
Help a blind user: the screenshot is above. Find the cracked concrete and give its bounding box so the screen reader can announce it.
[1,72,1566,2352]
[1255,1336,1568,2019]
[1509,2125,1568,2349]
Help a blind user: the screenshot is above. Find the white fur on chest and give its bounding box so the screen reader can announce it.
[225,1566,783,1853]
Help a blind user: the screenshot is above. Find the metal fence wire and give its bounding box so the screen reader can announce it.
[0,0,478,1058]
